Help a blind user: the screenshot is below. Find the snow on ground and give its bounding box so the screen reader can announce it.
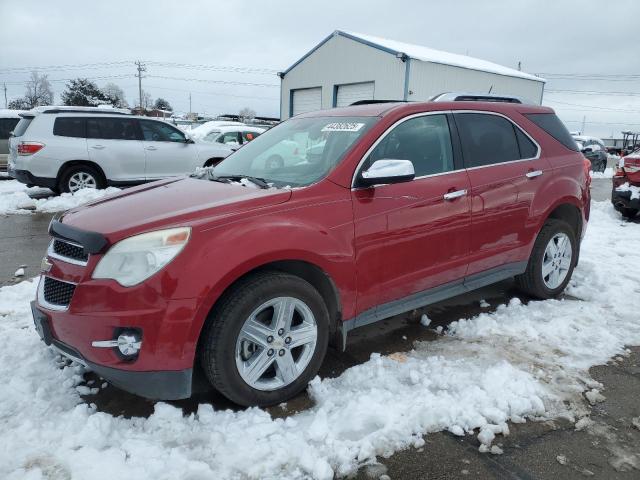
[0,201,639,479]
[0,180,121,215]
[590,167,614,179]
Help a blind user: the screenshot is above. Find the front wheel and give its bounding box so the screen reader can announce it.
[200,272,329,407]
[620,207,639,219]
[515,219,577,299]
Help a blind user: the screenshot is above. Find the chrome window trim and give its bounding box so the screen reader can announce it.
[37,275,77,312]
[351,109,542,188]
[47,239,89,267]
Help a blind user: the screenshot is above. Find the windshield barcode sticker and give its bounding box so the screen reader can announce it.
[321,122,365,132]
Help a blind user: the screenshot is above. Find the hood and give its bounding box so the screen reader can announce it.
[61,177,291,238]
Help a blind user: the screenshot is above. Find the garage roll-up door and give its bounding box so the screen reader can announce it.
[336,82,375,107]
[291,87,322,116]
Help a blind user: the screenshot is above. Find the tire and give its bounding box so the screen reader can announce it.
[265,154,284,170]
[515,219,577,299]
[620,207,639,219]
[59,165,105,193]
[200,271,329,407]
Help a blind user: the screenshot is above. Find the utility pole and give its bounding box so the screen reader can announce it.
[517,61,521,71]
[3,83,7,108]
[189,92,192,115]
[135,60,146,112]
[581,115,586,135]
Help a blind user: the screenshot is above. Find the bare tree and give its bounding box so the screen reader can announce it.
[239,107,256,122]
[23,72,54,108]
[102,82,128,108]
[139,90,153,110]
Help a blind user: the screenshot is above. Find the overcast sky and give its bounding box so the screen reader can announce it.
[1,0,639,137]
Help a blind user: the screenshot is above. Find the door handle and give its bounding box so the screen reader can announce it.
[526,170,543,179]
[443,189,467,201]
[91,145,105,150]
[145,146,158,151]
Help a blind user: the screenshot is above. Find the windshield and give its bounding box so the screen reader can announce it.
[213,116,377,187]
[202,131,222,142]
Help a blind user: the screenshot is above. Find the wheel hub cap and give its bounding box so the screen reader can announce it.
[235,297,317,391]
[542,232,572,289]
[68,172,97,192]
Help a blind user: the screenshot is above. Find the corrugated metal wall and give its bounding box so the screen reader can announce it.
[280,34,546,119]
[280,34,406,119]
[408,61,544,104]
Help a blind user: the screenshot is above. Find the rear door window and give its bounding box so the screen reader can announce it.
[87,117,140,140]
[0,118,20,140]
[525,113,578,151]
[53,117,86,138]
[514,128,538,158]
[242,131,261,143]
[455,113,522,167]
[217,131,241,145]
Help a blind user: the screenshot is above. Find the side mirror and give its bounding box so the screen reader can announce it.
[358,159,415,187]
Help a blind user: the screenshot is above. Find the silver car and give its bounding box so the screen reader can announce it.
[8,106,235,192]
[0,109,25,174]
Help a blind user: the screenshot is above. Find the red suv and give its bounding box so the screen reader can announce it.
[32,98,590,406]
[612,149,640,219]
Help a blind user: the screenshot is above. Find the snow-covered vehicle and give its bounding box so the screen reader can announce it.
[572,135,608,172]
[612,149,640,218]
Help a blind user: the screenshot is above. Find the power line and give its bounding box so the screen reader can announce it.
[0,61,133,74]
[145,75,279,88]
[546,89,640,97]
[544,97,640,114]
[143,84,278,101]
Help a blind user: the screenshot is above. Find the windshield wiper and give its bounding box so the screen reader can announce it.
[215,174,270,189]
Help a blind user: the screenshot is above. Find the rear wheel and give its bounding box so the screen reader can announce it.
[59,165,105,193]
[620,207,639,219]
[200,271,329,407]
[265,154,284,170]
[204,158,224,168]
[515,219,577,299]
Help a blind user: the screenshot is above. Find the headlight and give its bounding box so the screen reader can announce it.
[92,227,191,287]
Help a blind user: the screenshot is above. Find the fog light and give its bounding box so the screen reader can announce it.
[92,330,142,357]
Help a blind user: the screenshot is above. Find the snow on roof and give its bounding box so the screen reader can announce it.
[338,30,545,83]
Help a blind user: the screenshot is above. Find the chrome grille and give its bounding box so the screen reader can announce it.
[43,277,76,307]
[48,239,88,265]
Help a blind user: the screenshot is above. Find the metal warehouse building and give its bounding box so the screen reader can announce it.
[279,30,546,119]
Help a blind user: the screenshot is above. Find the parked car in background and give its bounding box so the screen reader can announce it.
[200,125,266,148]
[8,106,235,192]
[572,135,608,172]
[0,109,25,174]
[189,120,248,140]
[612,148,640,218]
[32,96,590,407]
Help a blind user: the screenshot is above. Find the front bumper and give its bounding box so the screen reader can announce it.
[611,187,640,210]
[31,301,193,400]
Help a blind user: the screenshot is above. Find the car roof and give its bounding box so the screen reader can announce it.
[0,109,27,118]
[295,101,554,119]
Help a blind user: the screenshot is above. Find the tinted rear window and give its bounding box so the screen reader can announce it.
[87,117,139,140]
[12,117,33,137]
[525,113,578,151]
[53,117,86,138]
[455,113,521,167]
[0,118,20,140]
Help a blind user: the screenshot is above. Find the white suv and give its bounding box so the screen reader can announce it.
[8,106,235,193]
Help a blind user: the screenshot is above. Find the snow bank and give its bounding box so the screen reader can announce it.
[0,180,120,215]
[615,182,640,200]
[0,201,639,479]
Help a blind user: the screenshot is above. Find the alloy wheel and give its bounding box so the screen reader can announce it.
[68,172,97,192]
[235,296,318,391]
[542,232,572,289]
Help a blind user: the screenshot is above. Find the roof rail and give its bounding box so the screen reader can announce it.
[431,92,525,104]
[350,99,408,106]
[29,105,132,115]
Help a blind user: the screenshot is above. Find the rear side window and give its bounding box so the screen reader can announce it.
[12,117,33,137]
[53,117,86,138]
[525,113,578,151]
[455,113,521,167]
[0,118,20,139]
[87,118,140,140]
[515,128,538,158]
